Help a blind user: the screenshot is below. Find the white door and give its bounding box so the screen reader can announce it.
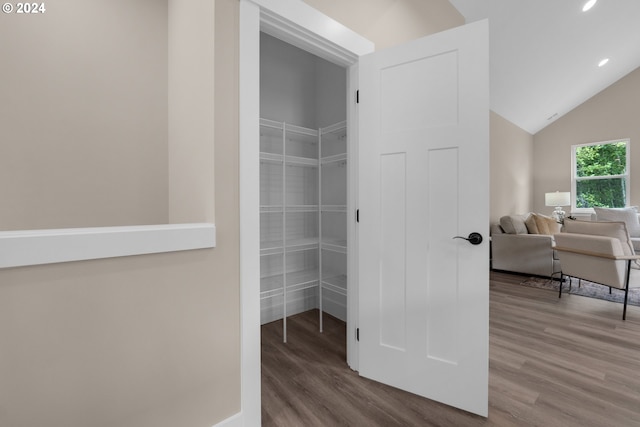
[358,20,489,417]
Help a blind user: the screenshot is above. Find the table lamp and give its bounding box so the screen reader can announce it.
[545,191,571,223]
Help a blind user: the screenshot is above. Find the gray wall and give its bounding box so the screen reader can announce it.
[260,33,346,129]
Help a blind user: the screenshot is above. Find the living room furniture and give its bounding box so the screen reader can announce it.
[491,213,561,278]
[593,206,640,252]
[554,219,640,320]
[545,191,571,223]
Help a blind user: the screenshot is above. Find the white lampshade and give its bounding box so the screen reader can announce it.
[545,191,570,207]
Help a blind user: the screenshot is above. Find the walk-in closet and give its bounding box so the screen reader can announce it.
[259,33,348,343]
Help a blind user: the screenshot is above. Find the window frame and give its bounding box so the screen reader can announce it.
[571,138,630,214]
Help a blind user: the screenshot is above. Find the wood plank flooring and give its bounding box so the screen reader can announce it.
[261,271,640,426]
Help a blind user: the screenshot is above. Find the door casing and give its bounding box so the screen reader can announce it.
[239,1,373,424]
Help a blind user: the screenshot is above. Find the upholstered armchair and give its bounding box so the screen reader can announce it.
[554,220,640,320]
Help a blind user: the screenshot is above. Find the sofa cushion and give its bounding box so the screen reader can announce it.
[593,206,640,237]
[490,223,505,236]
[500,214,528,234]
[524,215,539,234]
[526,213,560,235]
[563,219,634,256]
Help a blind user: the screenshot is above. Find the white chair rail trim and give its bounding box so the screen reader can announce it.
[0,223,216,269]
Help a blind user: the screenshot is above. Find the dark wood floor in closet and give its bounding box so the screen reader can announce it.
[261,271,640,426]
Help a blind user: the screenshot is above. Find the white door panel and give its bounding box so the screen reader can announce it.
[359,20,489,417]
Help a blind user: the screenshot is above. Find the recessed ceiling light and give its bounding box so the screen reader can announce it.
[598,58,609,67]
[583,0,597,12]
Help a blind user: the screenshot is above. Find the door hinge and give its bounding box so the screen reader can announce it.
[356,328,360,341]
[356,90,359,104]
[356,209,359,223]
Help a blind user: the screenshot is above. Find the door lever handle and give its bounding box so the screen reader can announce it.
[452,232,483,245]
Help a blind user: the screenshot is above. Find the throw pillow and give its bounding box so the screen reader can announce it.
[593,207,640,237]
[499,214,528,235]
[524,214,539,234]
[527,213,561,235]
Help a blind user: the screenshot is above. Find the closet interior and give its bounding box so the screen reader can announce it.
[259,33,348,342]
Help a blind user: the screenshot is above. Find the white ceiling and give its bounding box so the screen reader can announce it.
[449,0,640,134]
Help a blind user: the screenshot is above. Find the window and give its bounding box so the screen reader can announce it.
[571,139,630,212]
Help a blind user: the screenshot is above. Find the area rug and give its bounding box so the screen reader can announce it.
[519,276,640,307]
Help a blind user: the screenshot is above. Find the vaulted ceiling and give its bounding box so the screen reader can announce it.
[449,0,640,134]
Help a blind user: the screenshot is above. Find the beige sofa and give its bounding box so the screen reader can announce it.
[491,213,561,278]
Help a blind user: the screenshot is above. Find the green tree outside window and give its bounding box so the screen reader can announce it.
[574,141,628,208]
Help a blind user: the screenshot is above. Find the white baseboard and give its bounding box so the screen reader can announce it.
[322,296,346,322]
[213,412,243,427]
[261,291,318,324]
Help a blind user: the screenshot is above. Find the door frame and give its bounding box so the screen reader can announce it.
[239,1,374,424]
